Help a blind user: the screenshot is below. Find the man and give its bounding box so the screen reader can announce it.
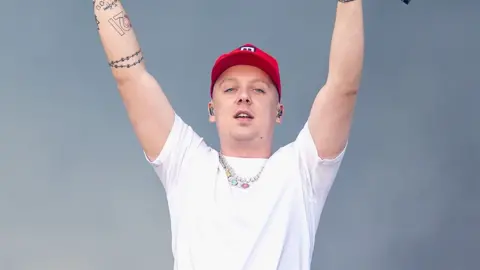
[94,0,363,269]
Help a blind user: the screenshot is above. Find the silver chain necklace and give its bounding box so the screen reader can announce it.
[218,153,266,189]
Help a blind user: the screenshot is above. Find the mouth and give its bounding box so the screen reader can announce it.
[234,111,254,120]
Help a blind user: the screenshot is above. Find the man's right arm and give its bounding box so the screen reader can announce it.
[94,0,174,161]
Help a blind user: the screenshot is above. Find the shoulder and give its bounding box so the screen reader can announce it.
[271,122,347,196]
[148,114,207,166]
[146,114,213,194]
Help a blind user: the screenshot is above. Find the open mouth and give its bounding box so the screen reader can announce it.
[234,111,254,119]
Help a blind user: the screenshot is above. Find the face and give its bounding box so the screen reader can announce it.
[209,65,283,143]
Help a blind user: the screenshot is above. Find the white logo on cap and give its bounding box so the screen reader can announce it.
[239,46,255,52]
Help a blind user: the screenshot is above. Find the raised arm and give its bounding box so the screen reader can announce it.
[308,0,364,159]
[94,0,174,160]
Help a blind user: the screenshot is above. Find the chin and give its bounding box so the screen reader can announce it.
[229,129,259,142]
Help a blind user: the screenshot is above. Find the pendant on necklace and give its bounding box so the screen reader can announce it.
[241,183,250,189]
[228,176,238,186]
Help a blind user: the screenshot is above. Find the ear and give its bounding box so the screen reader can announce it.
[208,101,216,123]
[276,103,284,124]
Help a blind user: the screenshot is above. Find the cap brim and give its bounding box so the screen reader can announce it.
[211,51,278,92]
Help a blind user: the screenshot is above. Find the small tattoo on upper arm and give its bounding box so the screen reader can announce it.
[108,11,132,36]
[95,15,100,30]
[104,0,119,11]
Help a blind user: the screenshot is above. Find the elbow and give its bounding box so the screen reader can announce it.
[325,80,360,96]
[326,71,362,95]
[111,61,148,84]
[339,85,359,96]
[346,87,359,96]
[114,68,149,87]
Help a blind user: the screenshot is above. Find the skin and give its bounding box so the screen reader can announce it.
[94,0,363,161]
[208,65,283,158]
[309,1,363,159]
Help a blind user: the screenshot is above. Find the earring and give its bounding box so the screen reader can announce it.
[277,109,283,117]
[209,107,215,116]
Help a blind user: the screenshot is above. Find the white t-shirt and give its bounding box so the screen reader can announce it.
[147,114,346,270]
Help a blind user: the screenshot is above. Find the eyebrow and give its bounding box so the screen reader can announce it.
[250,79,272,87]
[217,77,237,87]
[218,77,272,88]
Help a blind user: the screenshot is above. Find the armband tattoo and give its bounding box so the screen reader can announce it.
[108,50,144,68]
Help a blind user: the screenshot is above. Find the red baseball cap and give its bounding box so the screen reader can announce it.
[210,44,282,100]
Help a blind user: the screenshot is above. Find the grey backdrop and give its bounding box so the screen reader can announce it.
[1,0,479,269]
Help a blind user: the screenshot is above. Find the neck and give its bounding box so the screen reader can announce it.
[220,140,272,158]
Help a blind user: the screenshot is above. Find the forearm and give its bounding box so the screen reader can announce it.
[93,0,175,160]
[94,0,145,81]
[326,0,364,91]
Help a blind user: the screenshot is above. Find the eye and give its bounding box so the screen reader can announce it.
[224,88,235,92]
[254,88,266,93]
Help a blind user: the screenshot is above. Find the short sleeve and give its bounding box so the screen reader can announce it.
[293,121,347,201]
[145,114,208,195]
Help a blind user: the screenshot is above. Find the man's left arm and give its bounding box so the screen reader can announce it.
[308,0,364,159]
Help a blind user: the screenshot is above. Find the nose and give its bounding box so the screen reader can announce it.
[236,88,252,104]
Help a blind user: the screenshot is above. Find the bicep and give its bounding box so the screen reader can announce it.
[308,85,357,159]
[117,71,175,161]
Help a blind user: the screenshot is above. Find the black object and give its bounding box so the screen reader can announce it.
[401,0,411,4]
